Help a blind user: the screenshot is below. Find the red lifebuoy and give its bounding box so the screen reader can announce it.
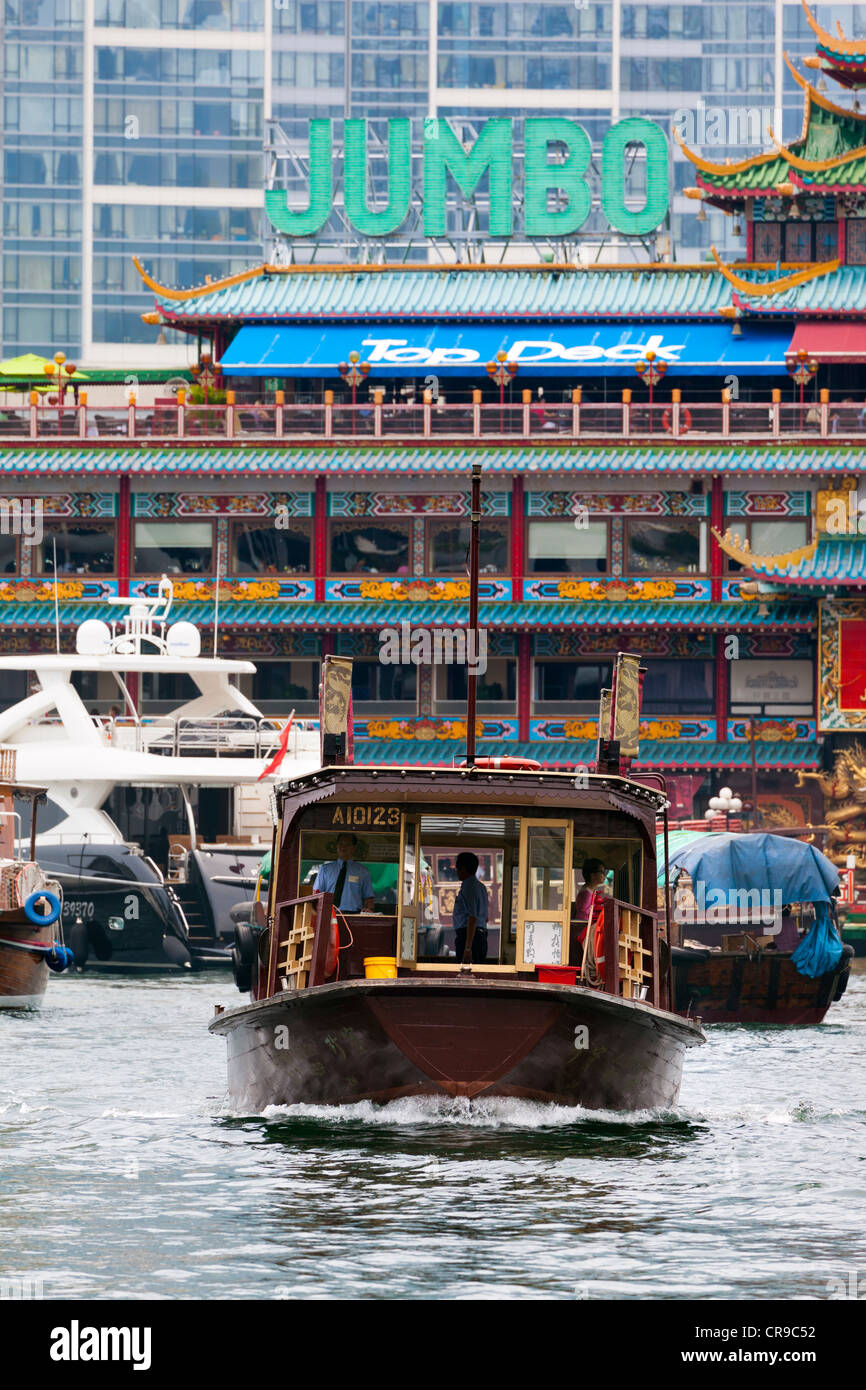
[662,406,692,434]
[589,894,606,985]
[469,757,542,771]
[325,909,339,977]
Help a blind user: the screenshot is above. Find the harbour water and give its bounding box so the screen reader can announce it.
[2,967,865,1302]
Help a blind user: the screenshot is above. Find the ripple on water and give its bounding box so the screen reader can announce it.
[1,969,864,1299]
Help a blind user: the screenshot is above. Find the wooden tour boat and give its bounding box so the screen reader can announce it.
[211,464,704,1111]
[0,746,71,1008]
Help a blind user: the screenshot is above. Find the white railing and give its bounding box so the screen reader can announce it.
[0,396,859,442]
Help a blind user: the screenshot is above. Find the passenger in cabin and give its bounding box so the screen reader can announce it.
[314,833,374,913]
[453,851,489,966]
[574,859,609,947]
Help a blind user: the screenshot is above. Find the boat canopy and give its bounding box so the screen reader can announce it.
[661,831,839,904]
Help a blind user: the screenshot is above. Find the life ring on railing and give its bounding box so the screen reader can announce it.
[589,897,606,986]
[662,406,692,434]
[24,890,61,926]
[469,757,542,771]
[325,909,339,978]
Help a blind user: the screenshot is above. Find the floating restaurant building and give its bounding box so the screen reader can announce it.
[2,3,866,849]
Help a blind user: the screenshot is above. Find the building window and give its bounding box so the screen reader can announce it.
[38,522,116,575]
[0,530,18,574]
[847,219,866,265]
[435,659,517,714]
[329,520,411,574]
[352,659,416,712]
[625,519,705,574]
[250,660,320,712]
[729,659,815,717]
[532,661,611,713]
[753,221,781,261]
[133,521,213,574]
[642,659,715,715]
[231,520,312,575]
[427,519,509,575]
[526,519,608,574]
[724,519,809,572]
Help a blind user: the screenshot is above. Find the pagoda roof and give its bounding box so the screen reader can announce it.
[679,61,866,200]
[735,532,866,584]
[2,598,815,632]
[351,738,821,771]
[801,0,866,88]
[4,442,866,477]
[133,257,866,326]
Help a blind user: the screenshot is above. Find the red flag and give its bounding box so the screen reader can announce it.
[257,713,294,782]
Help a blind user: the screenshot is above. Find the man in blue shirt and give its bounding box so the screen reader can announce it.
[315,833,374,913]
[453,851,489,966]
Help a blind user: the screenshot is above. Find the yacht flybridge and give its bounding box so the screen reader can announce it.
[0,581,320,969]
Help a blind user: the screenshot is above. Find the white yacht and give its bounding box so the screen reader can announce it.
[0,581,320,969]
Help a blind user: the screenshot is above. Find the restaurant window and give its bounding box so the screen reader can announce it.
[625,518,705,574]
[753,222,781,262]
[352,660,416,712]
[435,659,517,713]
[527,519,608,574]
[642,659,715,715]
[0,530,18,574]
[427,518,509,575]
[729,659,815,717]
[133,521,213,574]
[231,519,312,575]
[724,519,809,572]
[533,661,611,713]
[329,520,411,574]
[38,522,116,574]
[847,220,866,265]
[249,660,320,713]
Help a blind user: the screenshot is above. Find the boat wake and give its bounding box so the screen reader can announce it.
[251,1095,681,1128]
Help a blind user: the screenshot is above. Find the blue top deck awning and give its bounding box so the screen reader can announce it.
[220,322,790,377]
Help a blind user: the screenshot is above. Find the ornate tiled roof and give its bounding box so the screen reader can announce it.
[2,444,866,476]
[742,533,866,583]
[132,261,866,323]
[352,739,822,770]
[3,599,815,630]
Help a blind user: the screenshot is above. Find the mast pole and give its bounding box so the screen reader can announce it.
[466,462,482,767]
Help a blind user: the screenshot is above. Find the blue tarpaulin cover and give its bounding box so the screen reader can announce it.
[791,900,845,979]
[663,831,843,978]
[664,831,839,902]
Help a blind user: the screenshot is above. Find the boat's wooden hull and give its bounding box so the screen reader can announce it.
[210,977,704,1112]
[673,946,854,1025]
[0,917,49,1009]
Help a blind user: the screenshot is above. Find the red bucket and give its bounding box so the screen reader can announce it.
[536,964,578,985]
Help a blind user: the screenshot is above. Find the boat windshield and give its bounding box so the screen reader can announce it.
[295,802,645,973]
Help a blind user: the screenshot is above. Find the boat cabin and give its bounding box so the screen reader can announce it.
[255,764,670,1008]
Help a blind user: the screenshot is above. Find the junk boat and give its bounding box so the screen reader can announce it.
[212,465,704,1110]
[666,831,853,1025]
[0,578,319,968]
[0,746,71,1007]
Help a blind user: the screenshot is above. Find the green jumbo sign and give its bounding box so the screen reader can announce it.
[265,116,669,240]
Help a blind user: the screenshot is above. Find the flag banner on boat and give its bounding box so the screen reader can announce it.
[219,323,790,377]
[320,655,353,765]
[612,654,643,759]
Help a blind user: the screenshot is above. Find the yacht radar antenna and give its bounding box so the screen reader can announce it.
[75,576,194,658]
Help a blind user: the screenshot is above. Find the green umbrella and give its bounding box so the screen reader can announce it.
[0,353,89,391]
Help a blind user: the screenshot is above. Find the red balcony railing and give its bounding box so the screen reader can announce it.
[0,394,859,442]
